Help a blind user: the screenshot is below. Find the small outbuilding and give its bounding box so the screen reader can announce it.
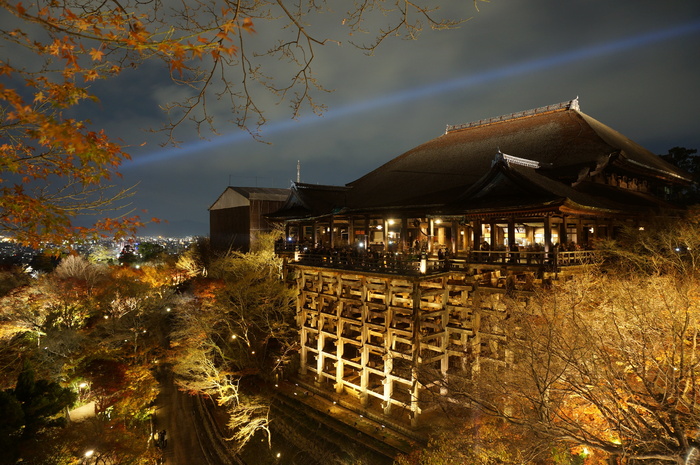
[209,186,289,252]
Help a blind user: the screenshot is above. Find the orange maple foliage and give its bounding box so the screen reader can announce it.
[0,0,250,247]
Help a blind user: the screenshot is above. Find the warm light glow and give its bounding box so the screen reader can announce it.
[376,225,383,230]
[388,219,395,225]
[435,219,442,224]
[84,450,94,458]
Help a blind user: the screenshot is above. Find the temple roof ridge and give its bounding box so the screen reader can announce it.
[446,97,580,134]
[494,150,546,169]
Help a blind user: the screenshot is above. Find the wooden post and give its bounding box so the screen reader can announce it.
[348,217,355,247]
[401,216,408,252]
[451,221,458,255]
[383,218,389,251]
[410,280,422,427]
[360,277,369,407]
[428,219,435,253]
[333,274,344,393]
[364,215,371,250]
[473,219,482,250]
[507,217,516,257]
[383,354,393,415]
[544,215,552,253]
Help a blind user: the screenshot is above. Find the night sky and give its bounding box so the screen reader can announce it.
[72,1,700,236]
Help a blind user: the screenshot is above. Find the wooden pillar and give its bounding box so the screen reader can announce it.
[316,319,325,384]
[401,217,408,252]
[440,279,449,395]
[473,219,482,249]
[451,221,458,255]
[348,217,355,246]
[471,290,482,379]
[360,278,370,406]
[384,280,395,414]
[329,216,335,249]
[544,215,552,253]
[507,217,516,251]
[383,355,393,414]
[383,218,389,251]
[428,219,435,253]
[489,220,497,248]
[312,221,318,247]
[559,215,568,246]
[298,276,308,375]
[335,278,344,393]
[410,281,422,427]
[364,215,370,249]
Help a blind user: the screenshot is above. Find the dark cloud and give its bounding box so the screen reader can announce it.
[59,0,700,236]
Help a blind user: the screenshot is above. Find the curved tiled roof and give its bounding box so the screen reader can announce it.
[266,182,350,220]
[344,100,690,210]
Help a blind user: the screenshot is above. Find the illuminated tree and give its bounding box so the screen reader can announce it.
[169,235,295,450]
[1,0,485,246]
[395,416,547,465]
[437,216,700,464]
[0,254,175,463]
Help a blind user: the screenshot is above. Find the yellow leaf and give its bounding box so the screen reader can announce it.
[89,48,104,61]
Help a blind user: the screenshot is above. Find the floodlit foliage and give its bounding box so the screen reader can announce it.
[435,216,700,464]
[0,255,175,463]
[395,416,546,465]
[169,235,295,451]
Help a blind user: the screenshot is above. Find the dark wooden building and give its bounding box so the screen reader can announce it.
[209,186,289,252]
[268,99,692,430]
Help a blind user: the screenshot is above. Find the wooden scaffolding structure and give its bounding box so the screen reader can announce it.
[295,265,515,426]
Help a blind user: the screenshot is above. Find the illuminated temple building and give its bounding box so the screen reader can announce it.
[268,99,691,429]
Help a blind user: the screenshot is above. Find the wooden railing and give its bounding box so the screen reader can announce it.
[468,249,596,267]
[280,247,597,276]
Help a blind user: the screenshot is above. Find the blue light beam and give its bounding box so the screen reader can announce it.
[124,19,700,169]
